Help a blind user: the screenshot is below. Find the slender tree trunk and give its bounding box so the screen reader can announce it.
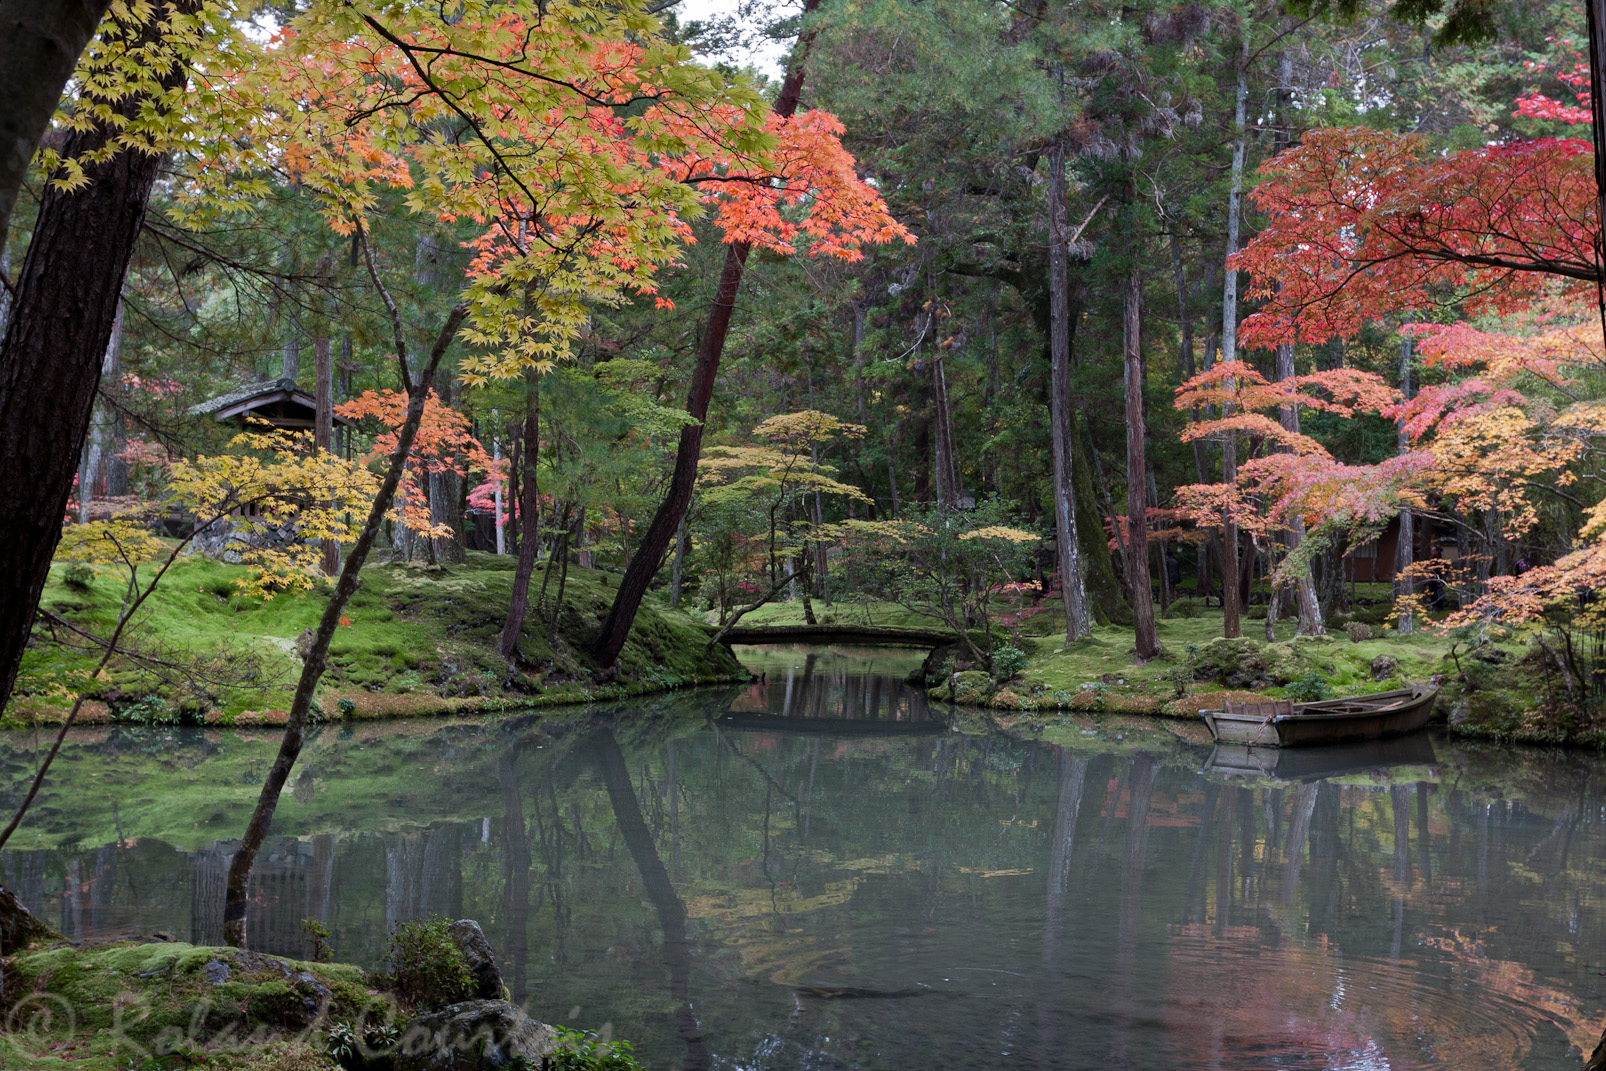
[592,1,821,668]
[1219,52,1249,640]
[501,370,542,658]
[78,293,127,522]
[1048,140,1093,642]
[1585,0,1606,351]
[0,0,112,244]
[76,297,123,524]
[315,333,338,576]
[1393,335,1415,633]
[1124,262,1159,660]
[430,375,467,565]
[1275,340,1323,635]
[0,2,193,718]
[668,516,688,609]
[224,303,468,948]
[492,429,505,555]
[1170,224,1217,601]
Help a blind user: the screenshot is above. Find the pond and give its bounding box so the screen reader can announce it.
[3,644,1604,1069]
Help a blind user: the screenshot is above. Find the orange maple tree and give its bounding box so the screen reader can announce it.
[335,389,501,538]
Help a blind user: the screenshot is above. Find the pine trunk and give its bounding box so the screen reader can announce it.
[1219,54,1249,640]
[1124,265,1159,660]
[0,3,193,718]
[0,0,111,242]
[1047,140,1093,641]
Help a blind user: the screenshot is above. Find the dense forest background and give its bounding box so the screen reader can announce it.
[6,0,1605,706]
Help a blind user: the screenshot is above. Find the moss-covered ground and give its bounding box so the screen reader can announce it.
[15,551,745,726]
[0,939,391,1069]
[928,603,1599,747]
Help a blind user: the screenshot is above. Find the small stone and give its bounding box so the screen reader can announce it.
[395,1000,555,1071]
[448,919,503,1000]
[203,959,231,986]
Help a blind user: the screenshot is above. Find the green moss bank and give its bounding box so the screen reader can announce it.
[17,551,745,726]
[931,611,1603,748]
[0,939,391,1069]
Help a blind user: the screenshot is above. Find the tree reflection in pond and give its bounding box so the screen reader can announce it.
[0,645,1600,1069]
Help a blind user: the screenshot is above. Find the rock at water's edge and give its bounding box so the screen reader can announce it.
[448,918,503,1000]
[395,1000,555,1071]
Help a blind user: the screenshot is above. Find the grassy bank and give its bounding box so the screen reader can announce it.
[929,606,1592,746]
[14,551,746,726]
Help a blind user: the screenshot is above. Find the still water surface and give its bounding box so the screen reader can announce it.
[3,644,1605,1070]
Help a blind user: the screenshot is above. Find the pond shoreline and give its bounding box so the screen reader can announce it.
[4,668,753,728]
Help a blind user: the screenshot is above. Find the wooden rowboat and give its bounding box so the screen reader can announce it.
[1199,684,1439,748]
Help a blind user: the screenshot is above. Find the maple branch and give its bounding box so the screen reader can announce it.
[359,14,669,111]
[704,570,801,653]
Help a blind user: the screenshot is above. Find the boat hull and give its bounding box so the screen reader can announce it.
[1200,687,1438,747]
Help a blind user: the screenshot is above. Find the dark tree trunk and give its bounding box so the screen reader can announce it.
[1047,139,1092,642]
[501,371,542,658]
[0,2,192,718]
[0,0,112,243]
[1123,264,1159,660]
[592,2,821,669]
[1587,0,1606,352]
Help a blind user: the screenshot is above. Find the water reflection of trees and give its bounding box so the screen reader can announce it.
[6,692,1606,1067]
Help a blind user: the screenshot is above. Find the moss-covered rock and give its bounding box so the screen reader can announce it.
[0,940,395,1069]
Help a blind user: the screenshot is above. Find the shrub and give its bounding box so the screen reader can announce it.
[1162,598,1205,619]
[1344,622,1375,644]
[114,694,176,725]
[62,562,95,591]
[303,917,333,962]
[991,645,1029,681]
[1285,673,1333,702]
[1326,612,1352,628]
[336,697,357,717]
[1245,604,1268,620]
[550,1028,646,1071]
[387,915,473,1010]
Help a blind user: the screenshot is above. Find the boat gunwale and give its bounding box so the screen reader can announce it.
[1200,685,1439,747]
